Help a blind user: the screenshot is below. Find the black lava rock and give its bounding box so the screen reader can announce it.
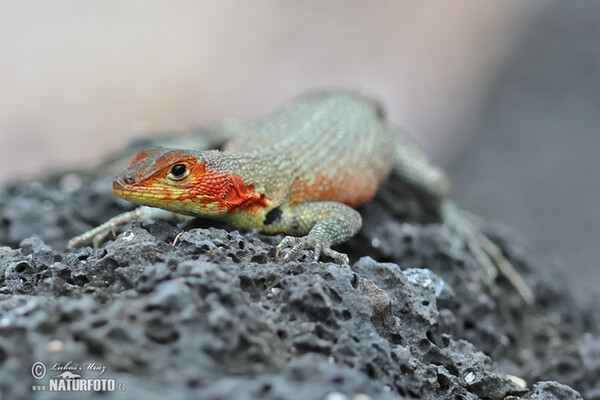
[0,138,596,399]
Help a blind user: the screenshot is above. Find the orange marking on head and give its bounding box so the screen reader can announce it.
[155,152,188,172]
[116,148,268,217]
[128,151,150,168]
[165,165,267,213]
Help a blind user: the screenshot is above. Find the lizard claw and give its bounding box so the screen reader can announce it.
[275,235,350,265]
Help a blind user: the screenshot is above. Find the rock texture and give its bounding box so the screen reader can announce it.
[0,137,597,399]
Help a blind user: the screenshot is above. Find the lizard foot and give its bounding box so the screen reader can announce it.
[275,235,350,265]
[67,213,133,249]
[441,201,535,305]
[68,206,185,249]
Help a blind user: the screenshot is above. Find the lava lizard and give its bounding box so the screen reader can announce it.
[69,90,534,304]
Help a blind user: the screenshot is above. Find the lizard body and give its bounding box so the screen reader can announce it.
[69,90,534,303]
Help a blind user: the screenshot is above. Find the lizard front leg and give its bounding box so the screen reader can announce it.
[270,202,362,264]
[68,206,193,248]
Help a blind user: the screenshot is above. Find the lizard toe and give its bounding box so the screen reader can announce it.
[91,230,111,249]
[312,242,323,262]
[275,235,349,265]
[321,248,349,265]
[282,245,302,263]
[277,235,322,263]
[275,236,300,260]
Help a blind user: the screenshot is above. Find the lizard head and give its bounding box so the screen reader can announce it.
[113,147,266,218]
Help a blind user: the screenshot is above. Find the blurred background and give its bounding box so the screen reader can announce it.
[0,1,598,298]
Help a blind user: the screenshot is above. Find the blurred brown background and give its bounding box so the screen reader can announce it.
[1,1,598,297]
[0,1,538,180]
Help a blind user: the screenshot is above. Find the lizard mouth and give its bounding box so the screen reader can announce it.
[112,178,171,198]
[112,176,136,199]
[112,178,137,201]
[112,176,159,200]
[112,177,127,191]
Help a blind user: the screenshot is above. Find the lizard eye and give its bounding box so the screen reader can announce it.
[168,163,188,180]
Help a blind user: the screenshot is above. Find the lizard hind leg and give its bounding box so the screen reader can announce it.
[440,201,535,305]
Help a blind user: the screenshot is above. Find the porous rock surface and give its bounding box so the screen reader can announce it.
[0,137,597,399]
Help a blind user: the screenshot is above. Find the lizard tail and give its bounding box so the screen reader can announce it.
[391,127,451,204]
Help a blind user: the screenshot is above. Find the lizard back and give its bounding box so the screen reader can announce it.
[224,90,396,208]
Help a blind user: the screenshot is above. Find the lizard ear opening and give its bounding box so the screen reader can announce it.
[222,174,266,213]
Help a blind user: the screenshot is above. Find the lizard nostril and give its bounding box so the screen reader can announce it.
[119,176,136,185]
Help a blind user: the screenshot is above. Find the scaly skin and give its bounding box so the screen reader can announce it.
[69,90,534,303]
[110,91,394,263]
